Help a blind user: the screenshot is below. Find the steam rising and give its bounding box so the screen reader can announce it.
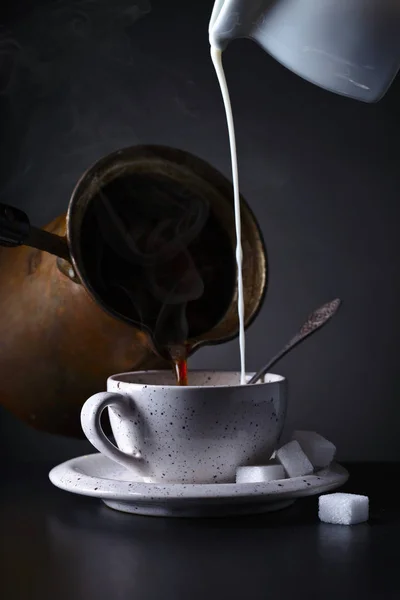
[90,174,210,350]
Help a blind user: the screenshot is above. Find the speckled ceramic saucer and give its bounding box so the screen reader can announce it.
[49,454,349,518]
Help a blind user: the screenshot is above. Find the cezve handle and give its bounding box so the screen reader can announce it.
[0,201,71,261]
[80,392,147,474]
[0,203,31,247]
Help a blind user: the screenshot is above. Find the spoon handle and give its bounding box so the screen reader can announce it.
[248,298,342,385]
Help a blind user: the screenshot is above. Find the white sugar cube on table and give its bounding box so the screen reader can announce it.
[292,430,336,468]
[275,440,314,478]
[319,493,369,525]
[236,464,286,484]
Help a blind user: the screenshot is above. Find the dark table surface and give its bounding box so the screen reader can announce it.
[0,461,398,600]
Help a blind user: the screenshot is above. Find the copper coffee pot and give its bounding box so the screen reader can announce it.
[0,145,267,438]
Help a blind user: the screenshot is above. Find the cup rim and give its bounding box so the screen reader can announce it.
[108,369,286,390]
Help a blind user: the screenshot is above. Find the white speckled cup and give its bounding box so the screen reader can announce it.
[80,370,287,484]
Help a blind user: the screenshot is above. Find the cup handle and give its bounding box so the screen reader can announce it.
[80,392,146,474]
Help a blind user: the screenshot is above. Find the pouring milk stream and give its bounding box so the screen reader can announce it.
[209,0,248,384]
[210,47,246,385]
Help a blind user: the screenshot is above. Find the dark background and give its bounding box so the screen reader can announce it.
[0,0,399,463]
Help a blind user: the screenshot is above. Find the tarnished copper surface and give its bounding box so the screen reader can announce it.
[0,146,268,438]
[0,215,167,437]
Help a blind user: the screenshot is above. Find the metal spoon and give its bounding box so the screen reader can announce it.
[248,298,342,385]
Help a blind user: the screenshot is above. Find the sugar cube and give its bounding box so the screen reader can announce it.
[318,493,369,525]
[292,430,336,468]
[236,464,286,484]
[275,440,314,478]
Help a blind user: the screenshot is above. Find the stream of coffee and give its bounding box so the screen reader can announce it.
[174,358,188,386]
[169,344,190,386]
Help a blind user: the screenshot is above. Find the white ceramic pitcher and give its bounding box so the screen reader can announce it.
[209,0,400,102]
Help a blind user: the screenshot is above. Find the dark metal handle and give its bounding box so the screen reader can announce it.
[0,203,30,247]
[0,201,71,262]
